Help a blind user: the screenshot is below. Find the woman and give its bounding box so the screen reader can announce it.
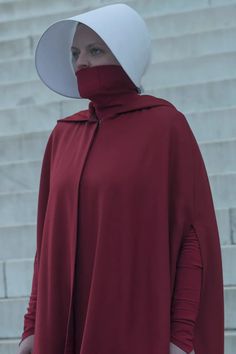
[17,3,224,354]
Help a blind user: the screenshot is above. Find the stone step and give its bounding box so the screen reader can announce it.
[144,51,236,90]
[1,50,236,88]
[137,0,236,16]
[215,208,234,246]
[0,0,133,10]
[209,172,236,209]
[0,297,29,339]
[0,245,235,299]
[0,74,236,112]
[147,77,236,113]
[0,159,41,192]
[151,26,236,63]
[224,286,236,330]
[186,106,236,143]
[1,23,236,63]
[0,2,236,42]
[0,0,134,21]
[0,224,36,261]
[0,56,37,83]
[0,286,235,338]
[221,246,236,286]
[10,0,140,18]
[224,330,236,354]
[0,35,33,61]
[0,100,87,136]
[148,0,235,14]
[0,0,75,21]
[0,8,82,40]
[0,0,234,13]
[219,207,235,242]
[0,339,19,354]
[147,3,236,38]
[0,130,50,163]
[137,0,210,15]
[199,138,236,174]
[0,190,37,227]
[0,101,61,136]
[0,79,62,109]
[0,259,34,297]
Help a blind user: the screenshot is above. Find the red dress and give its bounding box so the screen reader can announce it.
[66,154,203,354]
[19,66,223,354]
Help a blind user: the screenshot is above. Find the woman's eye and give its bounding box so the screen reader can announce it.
[90,47,103,56]
[72,51,79,59]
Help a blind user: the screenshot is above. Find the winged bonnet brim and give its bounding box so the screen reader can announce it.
[35,3,151,99]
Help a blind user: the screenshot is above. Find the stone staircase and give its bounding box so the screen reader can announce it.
[0,0,235,353]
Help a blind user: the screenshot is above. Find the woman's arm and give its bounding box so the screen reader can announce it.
[170,226,203,354]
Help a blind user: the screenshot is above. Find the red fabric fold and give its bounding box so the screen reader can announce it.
[171,226,203,353]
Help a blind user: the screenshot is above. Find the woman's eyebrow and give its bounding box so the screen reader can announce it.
[71,42,104,50]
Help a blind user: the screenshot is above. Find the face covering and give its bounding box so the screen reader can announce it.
[75,65,140,120]
[75,65,138,99]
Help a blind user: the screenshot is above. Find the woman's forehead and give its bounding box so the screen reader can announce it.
[72,23,104,47]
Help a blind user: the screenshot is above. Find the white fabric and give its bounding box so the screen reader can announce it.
[35,3,151,98]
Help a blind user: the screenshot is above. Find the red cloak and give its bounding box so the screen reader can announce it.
[20,67,224,354]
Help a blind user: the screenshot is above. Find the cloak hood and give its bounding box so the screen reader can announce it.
[35,3,151,98]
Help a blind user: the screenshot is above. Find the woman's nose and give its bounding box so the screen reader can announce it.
[75,52,90,71]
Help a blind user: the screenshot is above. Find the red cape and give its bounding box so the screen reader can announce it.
[20,94,224,354]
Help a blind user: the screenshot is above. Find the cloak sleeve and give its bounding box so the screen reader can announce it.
[18,129,55,346]
[170,225,203,353]
[168,111,224,354]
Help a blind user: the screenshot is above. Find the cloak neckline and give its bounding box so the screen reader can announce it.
[57,65,176,124]
[57,95,176,124]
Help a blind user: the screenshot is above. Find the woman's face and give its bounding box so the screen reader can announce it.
[71,24,120,72]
